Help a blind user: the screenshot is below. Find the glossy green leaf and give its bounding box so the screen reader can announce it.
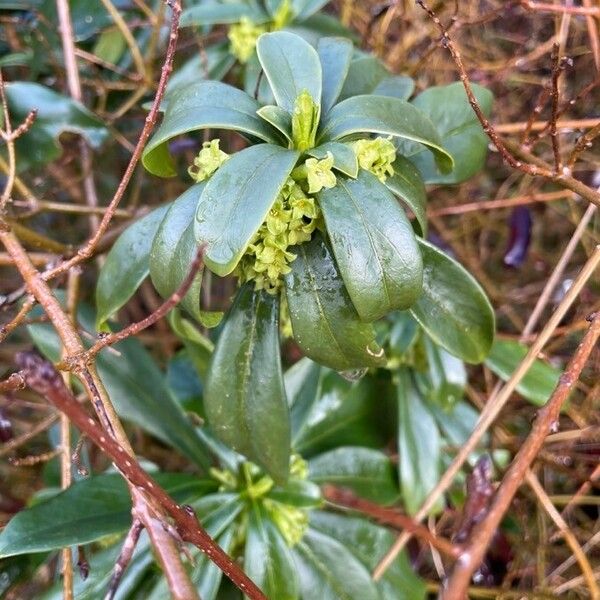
[424,335,467,410]
[387,312,420,358]
[245,503,299,600]
[96,204,170,329]
[150,184,221,327]
[430,400,479,449]
[0,474,213,557]
[257,105,293,142]
[309,512,427,600]
[204,284,291,482]
[384,155,427,236]
[293,0,331,20]
[406,82,493,184]
[166,42,236,94]
[411,239,495,363]
[37,0,133,42]
[485,339,561,406]
[397,368,441,516]
[2,82,107,171]
[290,13,356,40]
[180,1,268,27]
[166,349,204,414]
[267,479,322,508]
[318,171,423,321]
[307,141,357,177]
[287,361,389,455]
[338,55,390,101]
[319,95,453,173]
[28,305,211,470]
[142,81,283,177]
[257,31,322,112]
[195,143,300,276]
[373,75,415,101]
[168,309,214,381]
[317,37,353,113]
[309,446,398,504]
[293,529,379,600]
[284,233,385,371]
[40,538,153,600]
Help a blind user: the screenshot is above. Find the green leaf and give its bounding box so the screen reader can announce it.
[406,82,493,184]
[142,81,283,177]
[318,171,422,321]
[317,37,353,113]
[40,538,153,600]
[166,42,236,94]
[293,0,331,20]
[307,141,357,177]
[244,503,299,600]
[267,479,322,508]
[180,2,268,27]
[318,95,453,173]
[257,105,293,143]
[96,204,170,329]
[309,447,398,504]
[293,529,379,600]
[384,155,427,236]
[284,233,386,371]
[0,474,213,557]
[257,31,322,112]
[168,310,214,381]
[397,368,441,516]
[2,82,107,171]
[28,305,212,470]
[338,55,390,101]
[195,144,300,276]
[287,361,390,455]
[373,75,415,100]
[484,339,561,406]
[410,239,494,363]
[430,400,479,449]
[424,335,467,410]
[309,511,427,600]
[150,184,221,327]
[204,284,291,482]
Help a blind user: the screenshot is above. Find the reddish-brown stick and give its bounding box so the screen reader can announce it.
[14,351,268,600]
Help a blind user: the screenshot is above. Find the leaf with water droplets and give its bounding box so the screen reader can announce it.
[284,233,385,371]
[410,239,495,364]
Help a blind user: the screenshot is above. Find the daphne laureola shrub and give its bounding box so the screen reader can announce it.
[89,7,496,597]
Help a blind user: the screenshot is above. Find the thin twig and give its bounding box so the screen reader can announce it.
[37,0,181,284]
[83,247,204,359]
[15,352,267,600]
[443,313,600,599]
[322,486,460,559]
[373,245,600,579]
[105,520,143,600]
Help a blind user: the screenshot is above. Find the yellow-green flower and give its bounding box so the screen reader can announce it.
[234,178,321,292]
[188,139,229,182]
[228,17,266,63]
[351,136,397,182]
[304,152,337,193]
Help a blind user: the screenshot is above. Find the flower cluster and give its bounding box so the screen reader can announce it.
[188,139,230,182]
[189,134,397,294]
[227,18,266,63]
[351,136,397,182]
[227,1,293,63]
[234,173,323,293]
[210,455,314,547]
